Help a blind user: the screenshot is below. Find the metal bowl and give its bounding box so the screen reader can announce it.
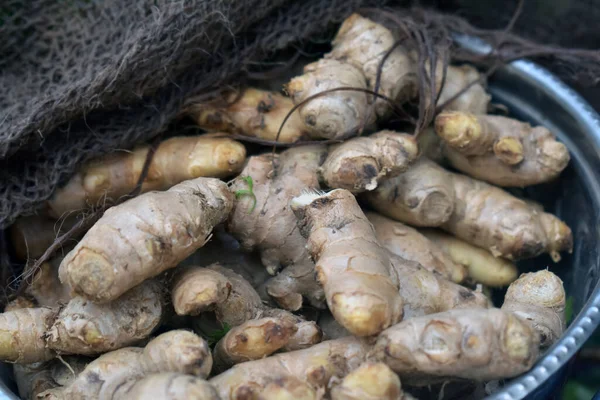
[0,39,599,400]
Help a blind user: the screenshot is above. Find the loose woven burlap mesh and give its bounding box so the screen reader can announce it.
[1,0,599,229]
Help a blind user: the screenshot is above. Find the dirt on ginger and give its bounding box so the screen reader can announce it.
[228,145,328,310]
[59,177,233,303]
[370,308,539,385]
[46,135,245,218]
[365,157,573,261]
[502,270,566,348]
[187,88,310,143]
[434,112,570,187]
[319,131,418,193]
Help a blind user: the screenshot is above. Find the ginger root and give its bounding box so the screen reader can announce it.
[59,177,233,303]
[257,376,318,400]
[112,373,220,400]
[370,308,539,385]
[436,65,490,114]
[365,158,573,261]
[0,308,56,363]
[28,256,72,307]
[331,362,405,400]
[47,136,244,218]
[210,337,369,400]
[502,270,566,348]
[188,88,309,143]
[42,330,212,399]
[228,145,328,309]
[9,215,77,262]
[434,112,570,187]
[319,131,418,193]
[367,212,466,283]
[13,362,57,400]
[420,229,518,287]
[291,189,403,336]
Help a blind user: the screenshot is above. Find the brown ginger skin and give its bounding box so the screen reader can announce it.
[434,112,570,187]
[286,58,372,140]
[228,145,328,310]
[59,177,234,303]
[330,362,404,400]
[41,330,213,400]
[112,373,220,400]
[502,270,566,348]
[420,229,518,287]
[370,308,539,385]
[319,131,419,193]
[28,256,72,307]
[291,189,403,337]
[367,212,466,283]
[9,215,77,262]
[365,158,573,261]
[210,337,369,400]
[188,87,309,143]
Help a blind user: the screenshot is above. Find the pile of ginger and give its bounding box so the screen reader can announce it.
[3,13,573,400]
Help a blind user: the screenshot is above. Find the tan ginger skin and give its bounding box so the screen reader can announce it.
[370,308,539,385]
[112,373,220,400]
[46,135,245,218]
[436,65,491,114]
[188,88,310,143]
[59,177,233,303]
[257,376,318,400]
[331,362,405,400]
[420,229,518,287]
[0,308,56,363]
[291,189,404,336]
[365,158,573,261]
[171,264,322,358]
[434,112,570,187]
[228,145,328,310]
[319,131,419,193]
[502,270,566,348]
[210,337,369,400]
[367,212,467,283]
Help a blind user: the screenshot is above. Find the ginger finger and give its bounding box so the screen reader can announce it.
[286,59,373,140]
[113,373,220,400]
[210,337,369,400]
[228,145,327,309]
[330,362,404,400]
[502,270,566,348]
[47,136,245,218]
[0,308,56,363]
[258,376,318,400]
[171,267,232,316]
[370,308,539,385]
[368,212,466,283]
[188,88,309,143]
[46,280,163,356]
[434,112,570,187]
[420,229,518,287]
[213,317,297,372]
[319,131,418,193]
[59,177,233,303]
[366,158,572,261]
[436,65,490,114]
[291,189,403,336]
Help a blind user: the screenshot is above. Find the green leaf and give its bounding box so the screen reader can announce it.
[565,296,574,325]
[234,176,257,213]
[206,322,231,347]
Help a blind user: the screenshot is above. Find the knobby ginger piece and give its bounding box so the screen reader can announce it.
[0,308,56,363]
[320,131,418,193]
[188,88,310,143]
[502,270,566,348]
[436,65,490,114]
[291,189,403,336]
[112,373,220,400]
[368,212,466,283]
[59,177,233,302]
[326,13,417,118]
[370,308,539,385]
[365,158,573,261]
[257,376,318,400]
[286,58,373,140]
[210,337,369,400]
[434,112,570,187]
[420,229,518,287]
[228,145,328,309]
[41,330,212,400]
[47,136,245,218]
[331,362,405,400]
